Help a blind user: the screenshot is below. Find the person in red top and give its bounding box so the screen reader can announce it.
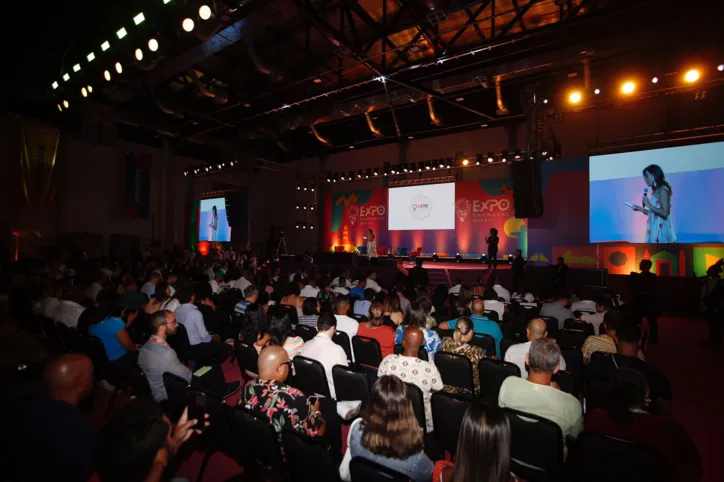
[356,301,396,358]
[585,368,701,481]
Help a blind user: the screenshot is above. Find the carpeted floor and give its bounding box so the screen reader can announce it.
[90,317,723,482]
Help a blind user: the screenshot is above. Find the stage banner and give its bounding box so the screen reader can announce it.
[323,180,527,256]
[123,152,151,219]
[20,122,60,209]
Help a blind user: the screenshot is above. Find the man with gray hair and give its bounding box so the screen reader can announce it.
[499,338,583,455]
[504,318,566,378]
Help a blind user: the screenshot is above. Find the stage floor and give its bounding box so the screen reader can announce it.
[401,261,510,271]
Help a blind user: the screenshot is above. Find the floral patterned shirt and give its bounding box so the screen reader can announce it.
[394,326,441,361]
[241,379,325,439]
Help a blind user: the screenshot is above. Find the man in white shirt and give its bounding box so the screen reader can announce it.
[571,298,597,313]
[332,276,350,295]
[54,287,86,329]
[141,272,162,300]
[579,297,609,335]
[84,272,107,303]
[483,289,505,320]
[333,295,359,345]
[353,289,374,318]
[234,269,253,293]
[493,282,511,303]
[505,318,566,378]
[448,278,463,295]
[209,270,224,294]
[365,271,383,293]
[299,312,349,398]
[204,261,216,281]
[333,271,352,288]
[42,282,63,319]
[299,276,321,299]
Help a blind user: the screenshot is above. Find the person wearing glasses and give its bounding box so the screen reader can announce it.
[240,345,327,440]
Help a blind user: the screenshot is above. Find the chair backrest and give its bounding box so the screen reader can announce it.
[539,316,559,338]
[477,358,520,405]
[282,430,338,482]
[484,310,500,322]
[54,323,74,352]
[332,365,369,406]
[574,431,667,482]
[497,321,514,340]
[433,328,454,339]
[235,341,259,378]
[162,372,190,421]
[349,456,410,482]
[352,336,383,367]
[431,392,471,456]
[393,345,428,361]
[500,338,517,360]
[469,334,496,357]
[82,336,115,382]
[435,352,475,396]
[292,356,331,397]
[167,323,192,363]
[404,382,426,432]
[557,328,589,350]
[295,324,317,342]
[231,407,283,471]
[564,319,595,337]
[504,407,564,477]
[560,347,584,394]
[352,314,369,322]
[553,370,576,395]
[332,331,353,363]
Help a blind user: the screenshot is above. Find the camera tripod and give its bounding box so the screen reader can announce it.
[274,235,288,259]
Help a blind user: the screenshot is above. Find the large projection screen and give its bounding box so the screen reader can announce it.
[388,183,456,231]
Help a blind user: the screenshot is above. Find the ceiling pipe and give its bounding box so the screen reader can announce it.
[495,76,508,115]
[189,70,229,104]
[583,58,591,91]
[310,123,332,146]
[364,109,384,138]
[245,40,284,82]
[156,100,185,119]
[426,95,442,126]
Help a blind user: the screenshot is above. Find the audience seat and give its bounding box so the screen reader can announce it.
[352,335,383,368]
[560,347,584,394]
[230,407,283,474]
[497,321,515,340]
[162,372,190,422]
[291,356,331,398]
[282,430,338,482]
[539,316,559,339]
[469,333,496,358]
[167,323,192,364]
[405,382,427,433]
[349,457,410,482]
[504,407,564,481]
[332,331,353,364]
[431,392,471,457]
[485,310,500,322]
[500,338,517,360]
[477,358,521,405]
[332,365,369,410]
[234,340,259,380]
[83,335,131,415]
[294,324,317,342]
[435,351,476,399]
[557,328,589,350]
[553,370,576,395]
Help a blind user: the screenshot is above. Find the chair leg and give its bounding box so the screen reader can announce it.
[196,450,212,482]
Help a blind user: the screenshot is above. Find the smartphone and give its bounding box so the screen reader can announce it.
[186,391,206,427]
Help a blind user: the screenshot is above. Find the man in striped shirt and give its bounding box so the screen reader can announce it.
[582,310,621,362]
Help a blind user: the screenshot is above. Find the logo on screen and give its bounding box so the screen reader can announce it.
[455,199,471,222]
[409,195,432,220]
[347,205,359,225]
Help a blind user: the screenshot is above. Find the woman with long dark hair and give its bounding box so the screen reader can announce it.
[435,402,519,482]
[633,164,676,243]
[393,301,441,360]
[340,375,433,482]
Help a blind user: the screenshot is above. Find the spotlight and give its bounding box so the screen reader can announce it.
[57,104,63,112]
[373,168,380,176]
[357,171,362,178]
[684,69,700,83]
[183,170,188,177]
[216,163,222,169]
[718,64,724,72]
[620,81,636,95]
[480,254,487,264]
[651,76,659,84]
[340,175,345,181]
[87,52,95,62]
[326,175,331,182]
[115,62,123,74]
[302,224,307,230]
[296,223,300,229]
[487,152,494,163]
[455,253,463,263]
[543,98,548,104]
[133,13,145,25]
[116,27,128,40]
[148,38,159,52]
[514,149,522,159]
[182,18,195,32]
[81,87,88,97]
[475,154,482,165]
[439,160,445,168]
[104,70,112,81]
[303,204,308,210]
[101,41,110,51]
[199,5,212,20]
[501,151,508,163]
[297,184,301,190]
[63,100,69,108]
[391,168,397,174]
[594,88,600,95]
[432,253,439,262]
[135,49,143,61]
[52,81,59,90]
[63,73,70,82]
[568,90,582,104]
[310,224,314,230]
[462,159,469,166]
[303,183,308,191]
[87,85,93,93]
[425,163,431,170]
[73,64,81,73]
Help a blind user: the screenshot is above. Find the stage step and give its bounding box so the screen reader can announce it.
[427,269,449,288]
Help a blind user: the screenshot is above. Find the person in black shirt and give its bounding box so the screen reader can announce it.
[485,228,500,270]
[630,259,660,343]
[552,256,569,289]
[408,258,429,289]
[511,249,526,293]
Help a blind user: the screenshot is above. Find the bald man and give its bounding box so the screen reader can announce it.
[504,318,566,378]
[439,298,503,357]
[240,346,326,438]
[378,327,443,432]
[3,354,96,481]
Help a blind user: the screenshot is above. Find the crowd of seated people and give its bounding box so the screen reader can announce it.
[1,246,709,482]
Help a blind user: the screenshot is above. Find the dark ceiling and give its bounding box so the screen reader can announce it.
[4,0,724,163]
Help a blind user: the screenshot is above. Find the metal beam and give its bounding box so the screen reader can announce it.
[496,0,539,39]
[442,1,491,54]
[346,0,411,66]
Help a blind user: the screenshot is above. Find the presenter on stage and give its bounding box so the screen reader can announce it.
[632,164,676,243]
[485,228,500,270]
[210,205,219,242]
[366,228,377,259]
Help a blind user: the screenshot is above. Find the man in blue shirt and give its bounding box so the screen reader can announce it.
[175,285,232,364]
[234,285,259,314]
[349,279,366,300]
[439,299,503,357]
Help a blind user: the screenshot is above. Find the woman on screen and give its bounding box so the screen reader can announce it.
[210,205,219,241]
[367,228,377,259]
[633,164,676,243]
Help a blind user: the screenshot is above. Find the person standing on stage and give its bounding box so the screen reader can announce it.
[511,249,526,293]
[367,229,377,259]
[485,228,500,270]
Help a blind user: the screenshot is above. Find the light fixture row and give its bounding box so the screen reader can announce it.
[184,160,238,177]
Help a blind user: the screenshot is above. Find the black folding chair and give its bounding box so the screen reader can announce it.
[469,334,496,358]
[332,331,353,363]
[352,335,383,368]
[557,329,589,350]
[282,430,338,482]
[435,352,475,398]
[573,431,667,482]
[349,457,410,482]
[352,314,369,322]
[196,390,236,482]
[230,407,283,473]
[333,365,369,409]
[539,316,559,339]
[431,392,471,456]
[564,319,595,337]
[168,322,192,364]
[162,372,190,422]
[294,324,317,342]
[291,356,331,397]
[234,340,259,380]
[497,321,514,340]
[477,358,520,405]
[504,407,564,481]
[561,347,584,394]
[500,338,517,360]
[404,382,427,432]
[504,312,528,341]
[83,335,128,416]
[484,310,500,322]
[553,370,576,395]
